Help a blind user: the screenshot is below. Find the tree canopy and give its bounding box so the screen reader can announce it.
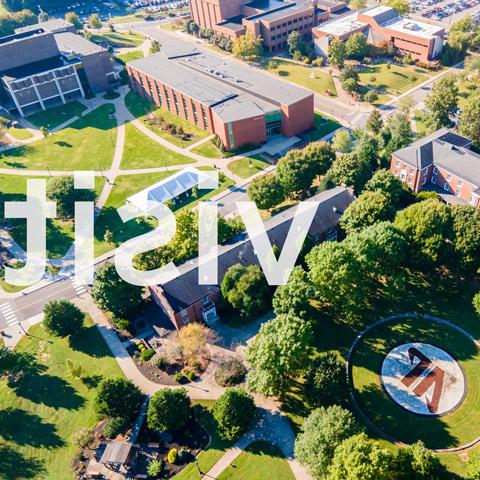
[232,33,263,60]
[95,378,142,420]
[458,90,480,147]
[248,174,285,211]
[425,75,458,129]
[147,388,190,432]
[43,300,85,337]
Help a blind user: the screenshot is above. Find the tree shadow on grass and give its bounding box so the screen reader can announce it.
[0,408,64,448]
[54,140,73,148]
[0,444,45,479]
[68,324,113,359]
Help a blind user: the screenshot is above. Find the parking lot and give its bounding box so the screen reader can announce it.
[410,0,480,27]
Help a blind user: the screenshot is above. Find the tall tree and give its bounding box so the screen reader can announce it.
[425,75,459,129]
[276,150,316,197]
[232,33,263,60]
[147,388,190,432]
[0,347,36,383]
[364,169,405,206]
[451,204,480,273]
[458,90,480,146]
[327,152,372,193]
[287,31,306,57]
[331,129,354,153]
[328,39,346,68]
[303,141,336,178]
[248,174,285,211]
[345,32,368,59]
[46,176,95,219]
[88,13,102,29]
[366,109,383,135]
[43,300,85,337]
[65,12,83,30]
[384,0,410,16]
[95,378,142,420]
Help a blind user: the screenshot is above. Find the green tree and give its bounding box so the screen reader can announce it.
[345,32,368,59]
[473,293,480,316]
[46,175,96,219]
[245,314,313,396]
[451,205,480,273]
[393,441,441,480]
[384,0,410,16]
[341,190,395,234]
[304,353,348,408]
[327,152,371,193]
[397,95,415,115]
[213,388,255,440]
[95,378,142,419]
[150,39,161,54]
[425,74,458,129]
[88,13,102,29]
[366,109,384,135]
[349,0,367,10]
[43,300,84,337]
[272,266,313,318]
[287,30,306,57]
[276,150,316,197]
[232,33,263,60]
[303,141,336,177]
[91,262,143,317]
[331,129,353,153]
[247,174,285,211]
[147,388,190,432]
[294,406,362,479]
[0,347,36,382]
[221,264,270,317]
[328,39,346,68]
[364,169,405,206]
[458,91,480,146]
[342,77,360,94]
[40,126,49,138]
[467,452,480,480]
[65,12,83,30]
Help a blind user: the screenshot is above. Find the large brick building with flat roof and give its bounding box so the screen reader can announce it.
[126,46,314,151]
[313,5,444,62]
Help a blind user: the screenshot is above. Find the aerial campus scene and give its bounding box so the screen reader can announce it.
[1,0,480,477]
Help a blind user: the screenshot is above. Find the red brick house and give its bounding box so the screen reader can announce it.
[149,186,355,329]
[390,128,480,207]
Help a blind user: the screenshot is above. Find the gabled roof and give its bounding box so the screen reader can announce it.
[156,186,355,313]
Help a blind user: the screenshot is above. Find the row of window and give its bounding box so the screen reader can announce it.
[270,14,313,30]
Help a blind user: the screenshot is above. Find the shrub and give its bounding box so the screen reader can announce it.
[177,448,191,463]
[147,388,191,432]
[473,293,480,316]
[150,354,167,370]
[94,378,142,420]
[183,369,194,380]
[72,428,94,449]
[141,348,155,362]
[104,416,129,439]
[167,448,178,464]
[214,358,247,387]
[174,372,185,383]
[147,459,164,476]
[112,316,130,331]
[364,90,378,103]
[192,360,202,372]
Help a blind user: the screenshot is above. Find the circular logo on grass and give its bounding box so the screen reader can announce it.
[381,343,465,416]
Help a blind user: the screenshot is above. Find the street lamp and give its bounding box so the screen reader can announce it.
[194,459,202,475]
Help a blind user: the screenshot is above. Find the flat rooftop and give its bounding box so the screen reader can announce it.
[15,19,74,34]
[54,32,105,56]
[314,11,365,35]
[382,16,444,39]
[0,55,79,81]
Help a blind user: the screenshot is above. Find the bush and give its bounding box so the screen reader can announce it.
[167,448,178,464]
[147,388,191,432]
[141,348,155,362]
[104,416,129,439]
[43,300,85,337]
[192,360,202,372]
[183,369,194,380]
[112,316,130,331]
[147,459,164,477]
[95,378,142,420]
[177,448,191,463]
[364,90,378,103]
[174,372,186,383]
[150,354,167,370]
[312,57,325,67]
[214,358,247,387]
[473,293,480,316]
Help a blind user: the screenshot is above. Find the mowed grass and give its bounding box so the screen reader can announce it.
[306,112,341,141]
[125,91,210,147]
[115,49,144,63]
[350,317,480,449]
[358,63,429,96]
[173,401,236,480]
[191,140,222,159]
[218,441,294,480]
[90,31,144,47]
[227,155,270,179]
[0,318,125,480]
[264,59,337,96]
[8,127,33,141]
[0,104,117,171]
[26,101,87,130]
[121,122,194,169]
[457,80,480,110]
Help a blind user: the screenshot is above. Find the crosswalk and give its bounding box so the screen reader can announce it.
[0,303,19,327]
[71,277,88,296]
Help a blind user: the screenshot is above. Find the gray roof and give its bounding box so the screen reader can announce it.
[393,128,473,170]
[156,186,355,313]
[0,55,79,81]
[54,32,105,56]
[15,19,74,34]
[100,443,133,465]
[363,5,399,25]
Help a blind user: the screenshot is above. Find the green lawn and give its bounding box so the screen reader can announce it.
[115,49,144,63]
[227,155,270,179]
[458,80,480,110]
[90,31,144,47]
[26,101,87,130]
[264,60,337,96]
[173,401,236,480]
[0,317,125,480]
[125,91,210,147]
[414,110,432,139]
[121,122,195,169]
[358,63,429,96]
[218,441,294,480]
[191,140,222,159]
[8,127,33,141]
[0,104,117,171]
[307,113,341,141]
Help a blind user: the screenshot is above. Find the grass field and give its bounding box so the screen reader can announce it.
[414,110,432,139]
[191,140,222,159]
[125,92,210,148]
[90,31,144,47]
[121,122,194,169]
[8,128,33,141]
[115,50,144,63]
[0,104,117,171]
[306,113,341,141]
[358,63,429,96]
[227,155,270,179]
[0,317,125,480]
[351,317,480,449]
[218,441,294,480]
[26,101,87,130]
[263,59,337,96]
[458,80,479,110]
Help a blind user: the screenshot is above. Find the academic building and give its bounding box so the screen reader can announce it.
[126,46,314,151]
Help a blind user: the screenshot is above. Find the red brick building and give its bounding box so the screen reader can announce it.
[313,5,445,62]
[126,47,314,151]
[391,128,480,207]
[149,186,355,329]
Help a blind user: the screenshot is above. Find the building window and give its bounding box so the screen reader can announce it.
[182,96,189,119]
[201,105,208,128]
[227,122,235,149]
[444,183,450,192]
[432,175,437,184]
[455,187,461,196]
[422,176,427,185]
[433,166,438,175]
[172,91,180,115]
[192,102,199,124]
[447,174,452,181]
[470,194,477,205]
[325,226,337,242]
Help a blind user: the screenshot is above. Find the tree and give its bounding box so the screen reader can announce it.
[331,129,353,153]
[397,95,415,115]
[467,452,480,480]
[213,388,255,440]
[458,91,480,146]
[294,405,362,479]
[384,0,410,16]
[303,141,336,177]
[147,459,163,477]
[150,39,161,54]
[0,346,36,382]
[232,33,263,60]
[276,150,316,196]
[95,378,142,420]
[287,31,306,57]
[328,39,346,68]
[245,314,313,396]
[221,264,270,317]
[40,126,49,138]
[304,353,348,408]
[327,152,371,193]
[366,109,383,135]
[341,190,395,234]
[342,77,360,94]
[65,12,83,30]
[46,175,95,219]
[43,300,84,337]
[364,169,405,206]
[394,200,453,265]
[91,262,143,317]
[425,75,458,129]
[451,204,480,273]
[248,174,285,211]
[345,32,368,59]
[176,323,217,364]
[473,293,480,316]
[349,0,366,10]
[272,266,314,318]
[393,441,441,480]
[88,13,102,29]
[328,433,393,480]
[147,388,190,432]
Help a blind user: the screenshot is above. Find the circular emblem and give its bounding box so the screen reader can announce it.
[381,343,465,416]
